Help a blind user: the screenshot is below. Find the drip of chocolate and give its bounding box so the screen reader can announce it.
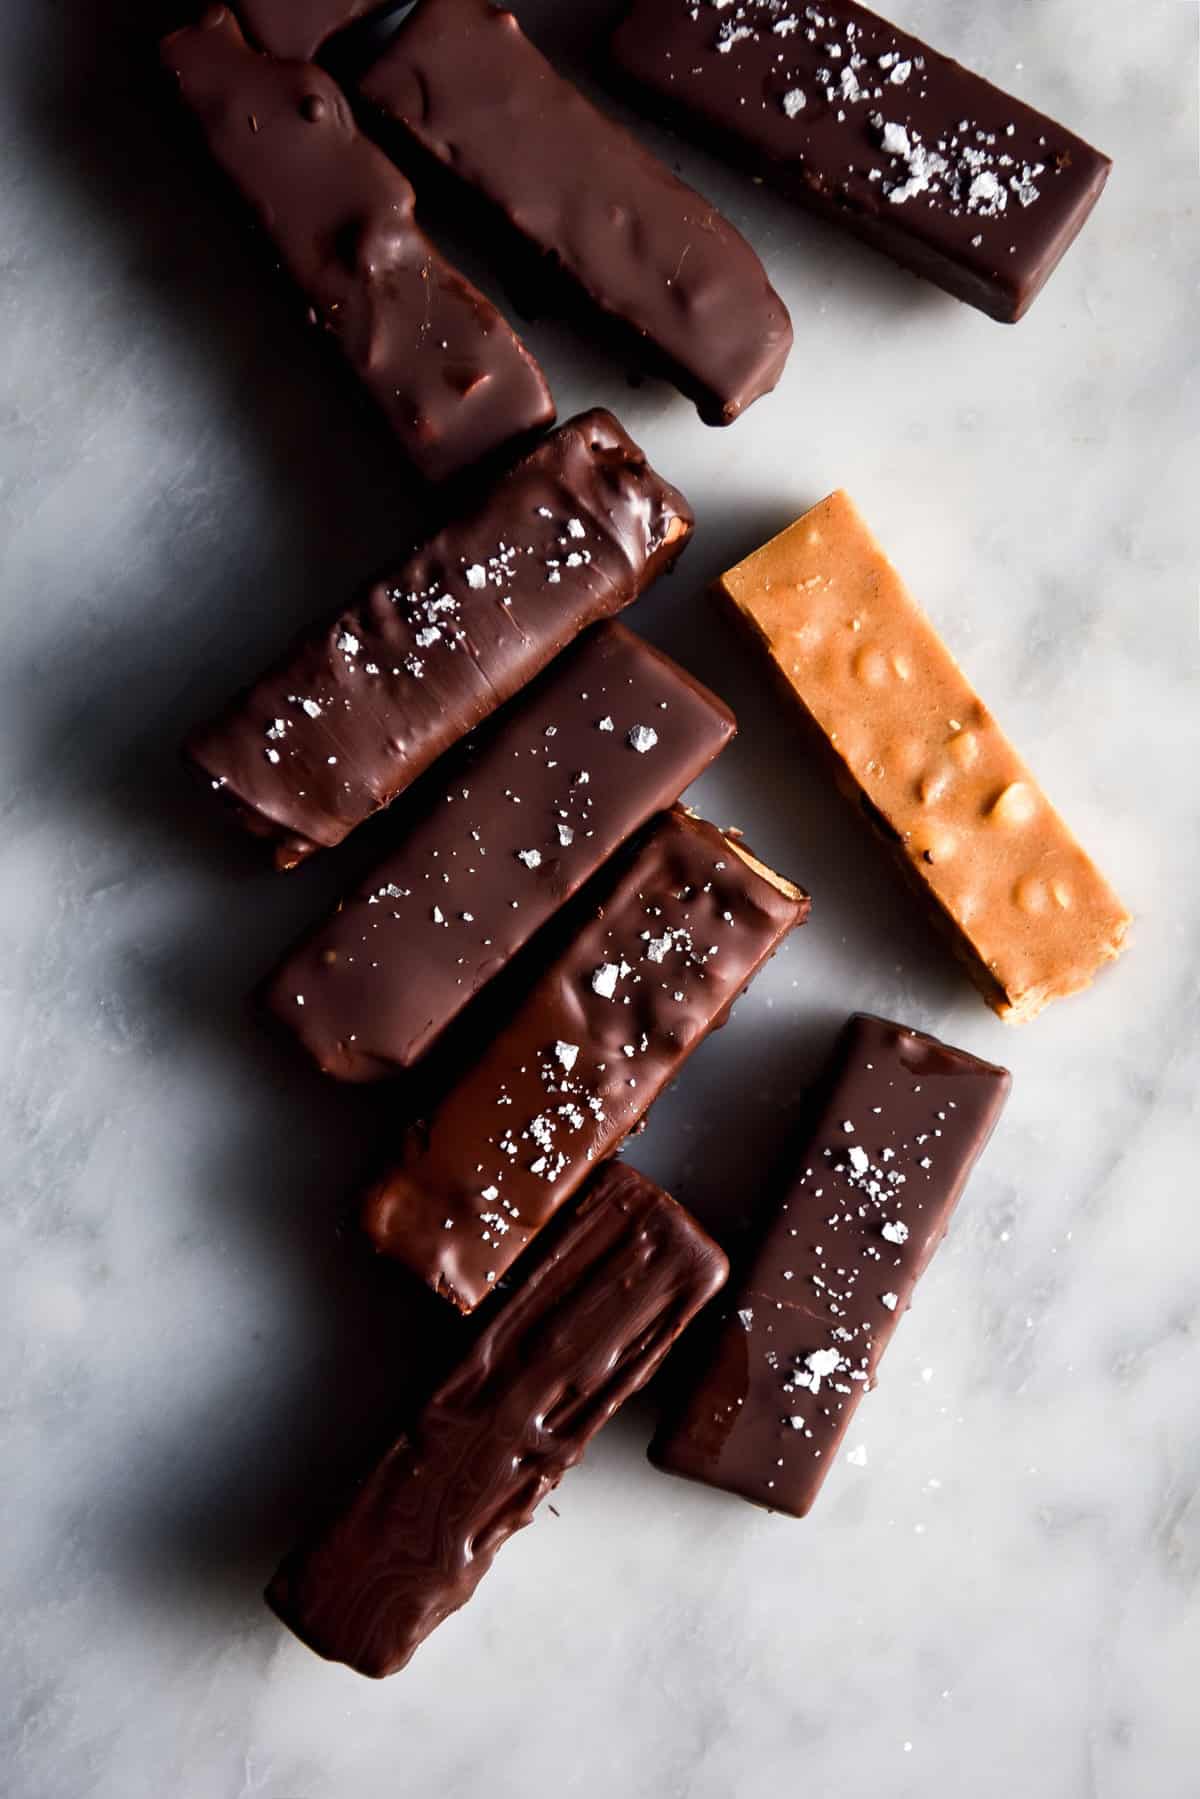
[264,622,737,1076]
[358,0,793,424]
[186,410,693,868]
[362,806,809,1312]
[267,1162,729,1678]
[161,6,553,482]
[650,1013,1010,1516]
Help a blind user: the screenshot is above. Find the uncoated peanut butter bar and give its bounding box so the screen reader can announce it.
[718,492,1129,1022]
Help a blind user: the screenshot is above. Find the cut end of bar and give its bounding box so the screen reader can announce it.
[720,832,810,910]
[991,911,1132,1024]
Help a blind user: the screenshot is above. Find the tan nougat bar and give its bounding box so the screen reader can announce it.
[719,492,1130,1022]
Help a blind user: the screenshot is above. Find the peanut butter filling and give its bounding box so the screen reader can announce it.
[719,491,1130,1022]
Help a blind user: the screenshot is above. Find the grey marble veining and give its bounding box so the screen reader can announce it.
[1,2,1197,1795]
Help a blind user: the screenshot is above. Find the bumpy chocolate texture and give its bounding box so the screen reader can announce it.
[161,7,553,483]
[650,1013,1009,1516]
[265,623,737,1077]
[267,1162,730,1678]
[237,0,380,61]
[358,0,793,425]
[611,0,1111,323]
[363,807,808,1311]
[186,410,693,868]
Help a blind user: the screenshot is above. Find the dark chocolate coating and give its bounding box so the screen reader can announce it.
[161,7,553,483]
[650,1013,1010,1515]
[267,1162,729,1678]
[185,410,694,868]
[610,0,1111,323]
[362,807,808,1312]
[264,622,737,1077]
[358,0,793,424]
[237,0,380,61]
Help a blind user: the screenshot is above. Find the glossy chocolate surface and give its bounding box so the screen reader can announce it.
[264,622,736,1077]
[186,410,693,868]
[267,1162,729,1678]
[161,7,553,482]
[611,0,1111,322]
[650,1013,1010,1515]
[360,0,793,423]
[237,0,381,61]
[362,806,808,1312]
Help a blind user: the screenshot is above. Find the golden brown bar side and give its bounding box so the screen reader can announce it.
[718,492,1130,1022]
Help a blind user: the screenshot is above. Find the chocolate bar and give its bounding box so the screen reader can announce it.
[267,1162,729,1678]
[718,491,1130,1020]
[358,0,793,425]
[650,1013,1009,1516]
[237,0,381,61]
[362,806,808,1311]
[264,622,736,1077]
[186,410,692,869]
[162,7,553,483]
[610,0,1111,323]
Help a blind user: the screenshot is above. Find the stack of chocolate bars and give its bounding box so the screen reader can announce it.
[157,0,1126,1681]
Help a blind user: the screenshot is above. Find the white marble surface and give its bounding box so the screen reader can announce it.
[2,1,1198,1794]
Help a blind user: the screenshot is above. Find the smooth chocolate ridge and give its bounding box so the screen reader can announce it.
[264,621,737,1077]
[362,806,809,1313]
[610,0,1111,323]
[267,1161,729,1678]
[162,6,553,483]
[650,1013,1010,1516]
[186,409,694,868]
[358,0,793,425]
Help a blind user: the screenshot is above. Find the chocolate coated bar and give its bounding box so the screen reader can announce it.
[363,807,808,1311]
[267,1162,729,1677]
[162,7,553,483]
[719,491,1130,1021]
[650,1013,1009,1516]
[611,0,1111,322]
[264,622,736,1077]
[187,410,693,868]
[360,0,793,424]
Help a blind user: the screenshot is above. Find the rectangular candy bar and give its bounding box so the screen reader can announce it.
[358,0,793,424]
[186,410,693,868]
[264,622,736,1077]
[362,807,808,1311]
[267,1162,729,1678]
[162,7,553,483]
[611,0,1111,323]
[650,1013,1009,1516]
[719,491,1130,1021]
[236,0,381,61]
